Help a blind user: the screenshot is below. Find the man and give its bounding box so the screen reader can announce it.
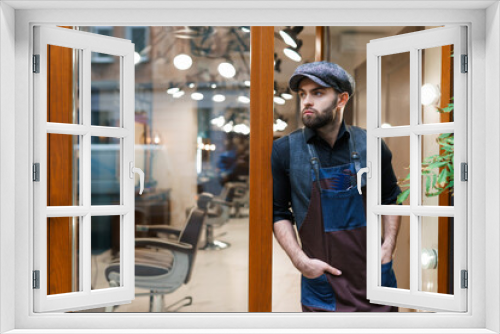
[272,61,401,312]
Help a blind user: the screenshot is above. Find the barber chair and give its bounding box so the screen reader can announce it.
[200,182,246,251]
[104,193,213,312]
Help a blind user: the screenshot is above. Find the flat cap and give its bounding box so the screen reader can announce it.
[289,61,355,97]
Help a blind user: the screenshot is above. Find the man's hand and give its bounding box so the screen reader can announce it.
[297,257,342,279]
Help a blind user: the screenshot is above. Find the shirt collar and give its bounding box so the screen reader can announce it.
[303,120,349,144]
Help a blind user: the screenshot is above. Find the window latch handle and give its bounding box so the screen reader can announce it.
[129,162,144,195]
[357,167,370,195]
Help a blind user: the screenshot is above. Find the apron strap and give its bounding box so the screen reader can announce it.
[303,128,323,193]
[347,125,362,175]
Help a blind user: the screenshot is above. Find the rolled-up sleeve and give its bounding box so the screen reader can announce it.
[272,139,294,223]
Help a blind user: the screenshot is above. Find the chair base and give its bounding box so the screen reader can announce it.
[201,239,230,250]
[164,296,193,312]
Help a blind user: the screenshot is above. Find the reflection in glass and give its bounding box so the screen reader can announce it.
[420,216,454,295]
[421,45,454,124]
[381,52,410,128]
[91,137,121,206]
[47,134,80,206]
[91,52,121,127]
[421,133,454,206]
[92,216,121,290]
[379,215,409,293]
[47,45,81,124]
[47,217,81,295]
[381,137,410,206]
[79,26,251,312]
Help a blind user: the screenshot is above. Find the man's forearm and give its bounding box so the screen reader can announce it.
[381,214,401,262]
[273,219,309,270]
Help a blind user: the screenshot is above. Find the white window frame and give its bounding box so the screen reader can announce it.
[366,26,468,312]
[32,26,136,312]
[1,2,498,333]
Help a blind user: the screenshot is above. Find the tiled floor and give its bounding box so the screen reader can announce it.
[87,214,302,313]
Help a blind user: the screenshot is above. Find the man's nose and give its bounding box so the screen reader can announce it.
[302,94,313,107]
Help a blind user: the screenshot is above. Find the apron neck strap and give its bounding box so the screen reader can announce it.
[346,125,362,174]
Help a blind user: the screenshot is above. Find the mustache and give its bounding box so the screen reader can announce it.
[302,108,316,114]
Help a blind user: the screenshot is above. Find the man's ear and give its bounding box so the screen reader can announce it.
[337,92,350,108]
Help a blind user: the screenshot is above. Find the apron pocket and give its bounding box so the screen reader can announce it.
[381,260,398,288]
[320,187,366,232]
[301,274,336,311]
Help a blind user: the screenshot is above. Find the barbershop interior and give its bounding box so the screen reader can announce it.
[46,25,454,313]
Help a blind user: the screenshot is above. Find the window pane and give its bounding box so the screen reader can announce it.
[421,45,454,124]
[47,134,80,206]
[47,44,81,124]
[91,52,121,127]
[420,216,454,294]
[378,215,410,293]
[47,217,81,294]
[91,216,121,290]
[91,137,121,206]
[421,133,454,206]
[81,26,251,312]
[380,52,410,128]
[381,137,410,206]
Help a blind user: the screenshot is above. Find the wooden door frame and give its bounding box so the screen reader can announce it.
[248,26,274,312]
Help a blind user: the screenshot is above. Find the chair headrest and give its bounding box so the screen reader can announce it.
[197,193,213,210]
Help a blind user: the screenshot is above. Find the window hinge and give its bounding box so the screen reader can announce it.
[33,163,40,182]
[33,54,40,73]
[461,270,468,289]
[461,162,468,181]
[461,54,468,73]
[33,270,40,289]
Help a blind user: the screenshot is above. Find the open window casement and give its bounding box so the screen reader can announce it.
[365,26,467,312]
[33,26,138,312]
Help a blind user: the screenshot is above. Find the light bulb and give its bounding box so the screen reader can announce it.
[218,62,236,78]
[274,96,286,105]
[191,92,204,101]
[238,96,250,104]
[212,94,226,102]
[284,48,302,62]
[173,54,193,70]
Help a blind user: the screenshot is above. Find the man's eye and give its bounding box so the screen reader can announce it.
[315,91,323,96]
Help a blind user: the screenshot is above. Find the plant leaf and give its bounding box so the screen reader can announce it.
[397,188,410,204]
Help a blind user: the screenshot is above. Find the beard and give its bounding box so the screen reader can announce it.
[302,96,339,130]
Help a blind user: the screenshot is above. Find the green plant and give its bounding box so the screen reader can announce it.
[396,100,454,204]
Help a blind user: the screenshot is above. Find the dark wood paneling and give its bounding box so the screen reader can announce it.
[248,26,274,312]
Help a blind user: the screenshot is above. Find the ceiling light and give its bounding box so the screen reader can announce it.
[212,94,226,102]
[223,121,234,133]
[218,62,236,78]
[274,96,286,105]
[191,92,204,101]
[210,115,225,127]
[421,83,441,106]
[284,47,302,62]
[281,92,293,100]
[211,83,217,89]
[233,124,250,135]
[273,119,288,132]
[240,26,251,33]
[244,81,251,87]
[279,26,303,48]
[238,96,250,104]
[173,90,185,98]
[188,82,195,89]
[173,53,193,70]
[381,123,392,128]
[134,52,141,65]
[167,87,180,94]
